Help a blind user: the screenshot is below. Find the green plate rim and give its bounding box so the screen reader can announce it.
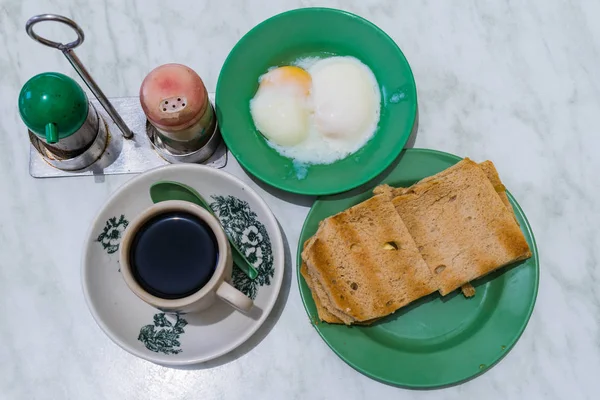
[296,148,539,388]
[216,7,417,196]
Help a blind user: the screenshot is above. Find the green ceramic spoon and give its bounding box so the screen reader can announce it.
[149,180,259,280]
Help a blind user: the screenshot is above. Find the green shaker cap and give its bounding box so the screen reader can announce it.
[18,72,88,144]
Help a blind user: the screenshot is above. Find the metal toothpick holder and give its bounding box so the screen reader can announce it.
[19,72,108,171]
[22,14,226,178]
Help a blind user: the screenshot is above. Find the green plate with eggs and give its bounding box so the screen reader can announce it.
[297,149,539,388]
[216,8,417,195]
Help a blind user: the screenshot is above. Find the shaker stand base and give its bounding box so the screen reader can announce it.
[28,94,227,178]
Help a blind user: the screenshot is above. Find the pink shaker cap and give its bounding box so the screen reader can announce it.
[139,63,208,131]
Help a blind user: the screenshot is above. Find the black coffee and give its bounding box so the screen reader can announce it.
[130,211,219,299]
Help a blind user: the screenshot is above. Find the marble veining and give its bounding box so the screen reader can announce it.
[1,0,599,399]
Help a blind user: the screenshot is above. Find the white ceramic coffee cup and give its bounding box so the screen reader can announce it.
[119,200,253,314]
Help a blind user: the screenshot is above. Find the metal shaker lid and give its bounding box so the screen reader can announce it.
[18,72,89,144]
[139,63,208,132]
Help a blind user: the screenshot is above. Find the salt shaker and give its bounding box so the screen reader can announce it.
[140,63,217,155]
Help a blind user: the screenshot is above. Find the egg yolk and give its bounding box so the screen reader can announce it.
[259,66,312,95]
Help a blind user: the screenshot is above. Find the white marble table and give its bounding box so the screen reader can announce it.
[1,0,599,399]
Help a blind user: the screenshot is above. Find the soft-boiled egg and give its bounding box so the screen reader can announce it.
[249,66,312,146]
[249,56,381,165]
[308,57,380,149]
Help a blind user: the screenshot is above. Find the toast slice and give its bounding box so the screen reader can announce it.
[301,194,438,323]
[391,158,531,296]
[374,159,520,297]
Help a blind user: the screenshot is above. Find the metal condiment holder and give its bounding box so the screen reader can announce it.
[25,14,227,178]
[28,96,227,178]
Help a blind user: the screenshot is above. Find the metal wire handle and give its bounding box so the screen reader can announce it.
[25,14,84,50]
[25,14,134,139]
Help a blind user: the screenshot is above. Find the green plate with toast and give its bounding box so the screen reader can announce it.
[297,148,539,388]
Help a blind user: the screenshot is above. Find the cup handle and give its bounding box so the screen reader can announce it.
[216,281,253,312]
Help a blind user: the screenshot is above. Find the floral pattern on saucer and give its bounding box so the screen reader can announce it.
[138,313,187,355]
[96,215,129,255]
[210,195,275,300]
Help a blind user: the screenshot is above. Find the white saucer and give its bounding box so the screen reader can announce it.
[82,164,284,365]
